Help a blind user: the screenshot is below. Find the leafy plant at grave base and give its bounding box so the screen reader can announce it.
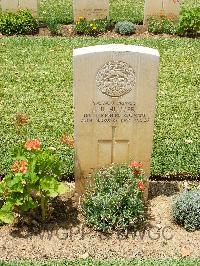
[148,16,176,34]
[114,21,136,35]
[74,17,112,36]
[45,16,61,36]
[176,7,200,37]
[82,162,146,232]
[147,16,177,35]
[172,190,200,231]
[0,139,69,224]
[0,10,39,36]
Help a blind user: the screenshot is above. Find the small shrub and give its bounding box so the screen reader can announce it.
[45,16,61,36]
[176,7,200,37]
[75,17,111,36]
[82,162,146,232]
[115,21,136,35]
[0,139,69,224]
[148,17,176,35]
[172,190,200,231]
[0,10,38,36]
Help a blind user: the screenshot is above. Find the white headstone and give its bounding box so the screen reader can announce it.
[73,44,160,196]
[73,0,109,21]
[144,0,181,23]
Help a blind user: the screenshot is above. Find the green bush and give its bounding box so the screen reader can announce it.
[172,190,200,231]
[148,17,176,35]
[45,16,61,35]
[82,162,145,232]
[0,10,38,36]
[115,21,136,35]
[176,7,200,37]
[75,18,111,36]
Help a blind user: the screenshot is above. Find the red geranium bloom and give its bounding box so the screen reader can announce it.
[130,161,143,169]
[12,160,28,174]
[137,181,145,191]
[25,139,41,151]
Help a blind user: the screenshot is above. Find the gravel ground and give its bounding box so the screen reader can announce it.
[0,181,199,261]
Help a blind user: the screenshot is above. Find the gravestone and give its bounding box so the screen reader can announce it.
[144,0,181,23]
[19,0,38,15]
[1,0,19,12]
[1,0,38,15]
[73,0,109,21]
[73,44,160,196]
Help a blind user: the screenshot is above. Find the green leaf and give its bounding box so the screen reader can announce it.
[6,174,24,193]
[0,202,15,224]
[20,196,38,212]
[57,183,70,195]
[40,177,59,198]
[0,209,15,224]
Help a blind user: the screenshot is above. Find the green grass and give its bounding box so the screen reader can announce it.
[0,36,199,177]
[0,259,200,266]
[38,0,199,24]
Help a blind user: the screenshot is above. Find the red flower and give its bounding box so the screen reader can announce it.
[25,139,41,151]
[130,161,143,169]
[137,181,145,191]
[12,160,28,174]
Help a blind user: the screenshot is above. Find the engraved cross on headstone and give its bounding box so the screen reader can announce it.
[97,97,130,166]
[98,125,130,165]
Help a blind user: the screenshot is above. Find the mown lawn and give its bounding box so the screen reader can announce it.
[0,36,199,177]
[0,259,200,266]
[39,0,199,24]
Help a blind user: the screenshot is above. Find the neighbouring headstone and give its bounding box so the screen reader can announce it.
[73,44,160,196]
[1,0,38,15]
[1,0,19,12]
[19,0,38,15]
[144,0,181,23]
[73,0,109,22]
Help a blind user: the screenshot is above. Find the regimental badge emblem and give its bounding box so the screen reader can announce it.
[96,61,136,97]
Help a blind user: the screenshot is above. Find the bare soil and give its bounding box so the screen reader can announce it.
[0,181,199,261]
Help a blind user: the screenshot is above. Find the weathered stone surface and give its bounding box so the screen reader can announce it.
[144,0,181,23]
[19,0,38,15]
[1,0,38,15]
[1,0,19,12]
[73,44,160,196]
[73,0,109,21]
